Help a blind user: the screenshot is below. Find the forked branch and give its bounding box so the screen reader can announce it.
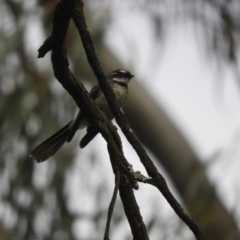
[38,0,205,239]
[39,0,148,239]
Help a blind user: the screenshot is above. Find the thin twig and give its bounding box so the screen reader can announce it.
[104,168,120,240]
[38,36,52,58]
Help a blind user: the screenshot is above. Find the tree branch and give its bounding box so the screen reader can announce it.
[104,168,120,240]
[38,0,205,239]
[38,0,148,239]
[70,1,205,240]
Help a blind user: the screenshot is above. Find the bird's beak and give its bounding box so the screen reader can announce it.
[130,74,134,78]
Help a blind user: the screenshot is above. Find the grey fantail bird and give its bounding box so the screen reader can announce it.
[30,69,134,162]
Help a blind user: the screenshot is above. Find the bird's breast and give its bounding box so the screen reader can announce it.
[94,85,127,120]
[113,85,128,106]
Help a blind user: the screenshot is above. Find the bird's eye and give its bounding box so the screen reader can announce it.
[118,72,124,77]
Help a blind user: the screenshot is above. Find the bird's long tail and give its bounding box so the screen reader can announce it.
[30,121,72,163]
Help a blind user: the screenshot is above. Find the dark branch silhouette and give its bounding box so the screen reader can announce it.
[39,0,148,239]
[70,1,205,239]
[104,168,120,240]
[38,0,205,239]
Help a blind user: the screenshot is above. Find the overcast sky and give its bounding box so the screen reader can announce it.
[106,12,240,160]
[104,7,240,231]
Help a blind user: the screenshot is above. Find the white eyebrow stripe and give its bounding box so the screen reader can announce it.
[119,69,127,73]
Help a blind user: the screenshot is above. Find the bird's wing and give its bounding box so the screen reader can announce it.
[67,83,102,142]
[89,83,102,100]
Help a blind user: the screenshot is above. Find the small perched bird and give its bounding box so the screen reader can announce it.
[30,69,134,162]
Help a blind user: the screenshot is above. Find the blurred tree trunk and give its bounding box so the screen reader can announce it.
[95,45,240,240]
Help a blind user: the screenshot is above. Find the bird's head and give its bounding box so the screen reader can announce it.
[108,69,134,85]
